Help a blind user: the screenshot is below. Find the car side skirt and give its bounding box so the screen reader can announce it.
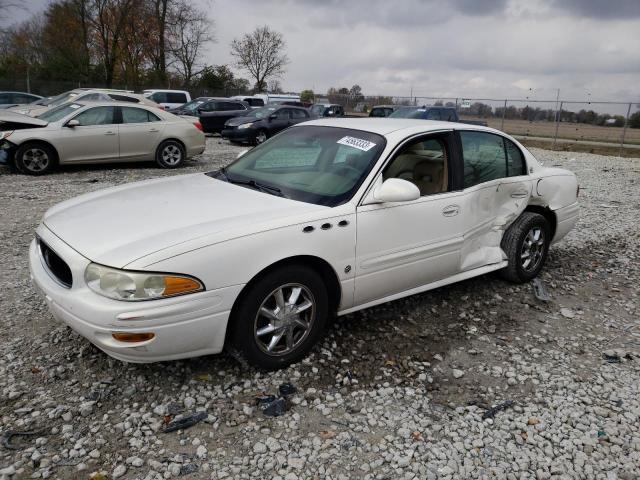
[337,260,508,316]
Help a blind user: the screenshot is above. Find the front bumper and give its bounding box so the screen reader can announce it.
[29,224,243,363]
[221,127,254,143]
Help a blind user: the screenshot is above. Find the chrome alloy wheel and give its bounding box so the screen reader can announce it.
[521,227,545,271]
[161,144,183,165]
[254,283,315,356]
[22,148,50,172]
[255,130,267,144]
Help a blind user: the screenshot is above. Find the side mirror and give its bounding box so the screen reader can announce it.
[237,149,248,159]
[363,178,420,205]
[66,119,80,128]
[268,113,277,121]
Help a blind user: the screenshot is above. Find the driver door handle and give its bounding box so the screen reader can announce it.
[511,190,528,198]
[104,131,116,136]
[148,128,159,132]
[442,205,460,217]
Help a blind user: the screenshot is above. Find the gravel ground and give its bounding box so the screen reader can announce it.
[0,139,639,480]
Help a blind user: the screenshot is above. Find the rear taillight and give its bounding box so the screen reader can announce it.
[193,121,203,131]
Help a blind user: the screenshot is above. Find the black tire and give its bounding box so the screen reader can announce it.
[155,140,186,169]
[253,129,268,146]
[500,212,551,283]
[14,142,57,175]
[228,265,328,370]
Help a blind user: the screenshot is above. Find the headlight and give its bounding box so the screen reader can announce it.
[85,263,203,301]
[237,123,253,129]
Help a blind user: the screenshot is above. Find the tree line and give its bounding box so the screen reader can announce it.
[0,0,290,95]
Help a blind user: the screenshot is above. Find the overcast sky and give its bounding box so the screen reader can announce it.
[5,0,640,104]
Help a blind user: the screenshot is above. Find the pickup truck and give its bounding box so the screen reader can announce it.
[389,106,487,126]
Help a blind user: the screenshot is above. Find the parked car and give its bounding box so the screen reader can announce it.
[221,105,310,144]
[194,98,251,134]
[0,91,43,109]
[167,97,215,116]
[142,89,191,110]
[10,89,159,117]
[28,118,579,369]
[252,93,301,105]
[309,103,345,118]
[389,105,487,126]
[369,105,397,117]
[0,101,204,174]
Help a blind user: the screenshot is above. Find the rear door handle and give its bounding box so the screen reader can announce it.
[442,205,460,217]
[104,131,116,136]
[511,191,528,198]
[149,128,159,132]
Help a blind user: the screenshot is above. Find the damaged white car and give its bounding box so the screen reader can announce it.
[29,119,579,369]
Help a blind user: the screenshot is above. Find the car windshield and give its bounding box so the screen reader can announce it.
[310,105,327,115]
[179,99,207,111]
[246,106,278,119]
[37,103,83,122]
[209,126,386,207]
[388,107,424,118]
[41,91,81,107]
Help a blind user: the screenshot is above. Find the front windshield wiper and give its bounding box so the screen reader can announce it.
[218,167,285,197]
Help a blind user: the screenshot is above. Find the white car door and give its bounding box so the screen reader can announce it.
[354,133,465,306]
[457,130,533,271]
[57,106,119,163]
[118,106,164,160]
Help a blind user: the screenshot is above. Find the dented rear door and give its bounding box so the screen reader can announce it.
[456,130,533,271]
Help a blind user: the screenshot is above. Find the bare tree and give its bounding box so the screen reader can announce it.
[167,0,213,86]
[230,25,288,93]
[89,0,135,86]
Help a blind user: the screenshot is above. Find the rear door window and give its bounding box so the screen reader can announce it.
[150,92,168,103]
[121,107,160,123]
[460,131,508,187]
[166,92,187,103]
[290,109,308,119]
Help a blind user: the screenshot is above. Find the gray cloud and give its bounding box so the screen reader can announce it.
[548,0,640,19]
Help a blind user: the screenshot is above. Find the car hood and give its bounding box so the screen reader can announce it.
[43,173,327,269]
[0,110,48,129]
[225,116,260,127]
[7,105,49,117]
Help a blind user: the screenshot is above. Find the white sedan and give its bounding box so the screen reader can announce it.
[0,101,205,174]
[29,119,579,369]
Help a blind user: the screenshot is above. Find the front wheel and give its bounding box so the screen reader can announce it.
[254,129,268,145]
[228,265,328,370]
[15,142,57,175]
[156,140,186,169]
[500,212,551,283]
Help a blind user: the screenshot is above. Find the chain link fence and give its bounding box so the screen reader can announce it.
[2,78,638,155]
[316,94,640,156]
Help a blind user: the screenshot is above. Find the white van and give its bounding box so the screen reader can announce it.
[143,89,191,110]
[251,93,301,105]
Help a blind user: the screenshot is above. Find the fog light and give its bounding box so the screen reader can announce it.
[112,332,155,343]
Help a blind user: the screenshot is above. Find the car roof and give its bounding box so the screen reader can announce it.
[298,118,500,136]
[143,89,189,93]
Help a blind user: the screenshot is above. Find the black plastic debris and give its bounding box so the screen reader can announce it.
[278,382,297,397]
[262,397,287,417]
[531,278,551,302]
[482,400,515,420]
[603,352,621,363]
[256,395,276,407]
[166,402,183,416]
[179,464,198,476]
[162,411,207,433]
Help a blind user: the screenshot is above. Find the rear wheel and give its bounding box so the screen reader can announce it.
[228,265,328,370]
[15,142,56,175]
[500,212,551,283]
[156,140,185,168]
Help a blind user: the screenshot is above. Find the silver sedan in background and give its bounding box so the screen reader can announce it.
[0,101,205,174]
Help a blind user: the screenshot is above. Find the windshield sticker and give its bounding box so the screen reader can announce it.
[337,136,377,152]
